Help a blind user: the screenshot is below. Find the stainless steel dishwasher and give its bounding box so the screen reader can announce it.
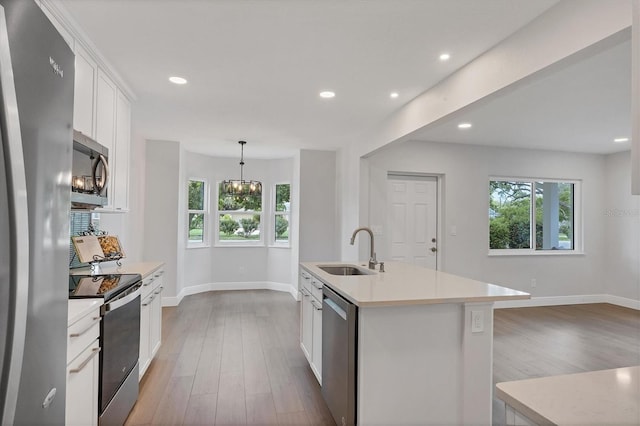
[322,284,357,426]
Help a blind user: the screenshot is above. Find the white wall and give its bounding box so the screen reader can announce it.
[366,140,608,297]
[604,151,640,301]
[299,150,339,262]
[142,140,182,299]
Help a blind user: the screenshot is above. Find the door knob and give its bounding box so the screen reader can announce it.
[430,247,437,253]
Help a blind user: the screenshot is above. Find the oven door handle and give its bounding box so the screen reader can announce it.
[104,286,141,312]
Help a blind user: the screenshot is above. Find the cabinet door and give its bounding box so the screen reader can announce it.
[149,278,163,357]
[113,90,131,211]
[73,44,97,137]
[96,69,116,209]
[301,290,313,362]
[66,339,100,426]
[311,298,322,381]
[139,296,151,379]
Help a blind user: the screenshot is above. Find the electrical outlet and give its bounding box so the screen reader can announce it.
[239,266,246,275]
[471,310,484,333]
[450,225,457,236]
[531,278,537,288]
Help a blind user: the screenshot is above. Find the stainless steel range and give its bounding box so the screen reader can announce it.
[69,273,142,425]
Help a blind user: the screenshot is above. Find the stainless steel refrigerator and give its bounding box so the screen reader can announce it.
[0,0,74,424]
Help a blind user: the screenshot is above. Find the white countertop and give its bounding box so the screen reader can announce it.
[496,366,640,425]
[70,261,164,279]
[300,261,529,307]
[68,299,103,326]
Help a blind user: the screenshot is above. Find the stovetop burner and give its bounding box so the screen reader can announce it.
[69,273,142,301]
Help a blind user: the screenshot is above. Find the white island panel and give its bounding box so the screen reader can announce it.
[358,303,463,425]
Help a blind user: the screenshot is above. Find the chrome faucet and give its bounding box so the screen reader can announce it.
[350,226,378,270]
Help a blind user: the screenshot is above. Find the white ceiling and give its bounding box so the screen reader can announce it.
[57,0,629,159]
[410,35,631,155]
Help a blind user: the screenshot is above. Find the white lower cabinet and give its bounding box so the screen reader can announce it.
[139,295,151,375]
[299,268,323,383]
[139,268,164,379]
[311,298,322,377]
[301,284,313,358]
[66,301,102,426]
[149,282,163,356]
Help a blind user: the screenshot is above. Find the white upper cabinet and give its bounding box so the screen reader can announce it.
[96,69,116,152]
[114,90,131,211]
[96,70,117,210]
[40,1,133,213]
[73,44,97,138]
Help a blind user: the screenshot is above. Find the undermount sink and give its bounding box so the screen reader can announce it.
[318,265,374,276]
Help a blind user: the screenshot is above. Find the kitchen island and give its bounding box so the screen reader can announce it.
[496,366,640,425]
[300,261,529,426]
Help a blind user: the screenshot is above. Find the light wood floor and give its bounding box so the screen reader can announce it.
[126,291,640,426]
[492,303,640,425]
[125,290,335,426]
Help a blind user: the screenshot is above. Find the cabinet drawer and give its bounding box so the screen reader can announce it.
[300,269,313,293]
[67,314,100,364]
[142,269,165,298]
[310,278,323,301]
[141,275,157,299]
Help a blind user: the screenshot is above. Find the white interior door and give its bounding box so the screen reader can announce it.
[387,176,438,269]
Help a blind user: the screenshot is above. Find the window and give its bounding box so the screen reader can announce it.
[489,178,580,254]
[188,178,208,246]
[273,183,291,246]
[216,183,263,244]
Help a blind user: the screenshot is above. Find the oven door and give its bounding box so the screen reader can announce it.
[99,284,141,413]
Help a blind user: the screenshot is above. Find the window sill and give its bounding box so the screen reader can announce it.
[268,244,291,249]
[214,242,265,248]
[488,249,585,257]
[187,243,211,250]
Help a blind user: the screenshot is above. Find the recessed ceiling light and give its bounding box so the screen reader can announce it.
[439,53,451,61]
[169,76,187,85]
[319,91,335,98]
[390,92,399,99]
[458,122,472,129]
[614,137,629,143]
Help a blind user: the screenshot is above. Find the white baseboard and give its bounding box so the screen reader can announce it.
[604,294,640,310]
[495,294,640,310]
[162,281,299,307]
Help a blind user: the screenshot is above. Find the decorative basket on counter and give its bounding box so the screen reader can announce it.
[71,232,125,268]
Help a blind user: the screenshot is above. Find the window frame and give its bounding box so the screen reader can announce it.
[187,177,209,249]
[215,181,265,247]
[488,177,583,256]
[271,182,291,248]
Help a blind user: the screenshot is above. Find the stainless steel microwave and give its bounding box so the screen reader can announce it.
[71,130,109,209]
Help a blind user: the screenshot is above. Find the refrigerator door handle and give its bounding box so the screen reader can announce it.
[0,6,30,425]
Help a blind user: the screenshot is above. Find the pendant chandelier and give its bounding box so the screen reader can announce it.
[221,140,262,196]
